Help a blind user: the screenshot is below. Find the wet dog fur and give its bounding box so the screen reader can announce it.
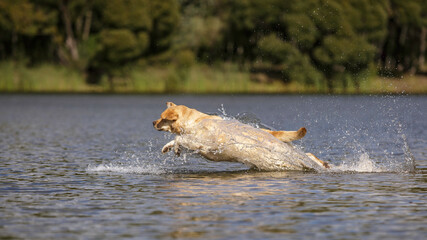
[153,102,329,170]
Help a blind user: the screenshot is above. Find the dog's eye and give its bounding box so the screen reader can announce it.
[161,119,176,123]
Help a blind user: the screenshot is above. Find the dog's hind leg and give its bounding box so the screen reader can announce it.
[262,127,307,142]
[306,153,330,169]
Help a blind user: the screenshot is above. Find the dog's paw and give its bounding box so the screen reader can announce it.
[161,140,175,153]
[174,145,181,156]
[161,145,171,153]
[322,161,330,169]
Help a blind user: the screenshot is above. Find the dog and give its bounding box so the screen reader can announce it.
[153,102,329,171]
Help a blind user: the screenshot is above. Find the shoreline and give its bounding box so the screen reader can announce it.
[1,90,426,96]
[1,62,426,95]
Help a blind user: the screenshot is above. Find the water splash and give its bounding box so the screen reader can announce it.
[217,104,229,118]
[332,153,383,172]
[85,135,228,175]
[330,147,416,173]
[400,133,416,172]
[235,112,275,130]
[87,162,166,174]
[86,138,175,175]
[306,95,418,173]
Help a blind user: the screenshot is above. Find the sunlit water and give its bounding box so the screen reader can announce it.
[0,95,425,239]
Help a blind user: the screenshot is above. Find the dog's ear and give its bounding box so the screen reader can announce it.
[166,102,176,108]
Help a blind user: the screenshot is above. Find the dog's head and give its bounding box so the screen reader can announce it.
[153,102,185,134]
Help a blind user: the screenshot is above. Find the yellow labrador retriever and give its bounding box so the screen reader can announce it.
[153,102,329,171]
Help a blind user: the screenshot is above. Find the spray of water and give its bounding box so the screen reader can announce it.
[86,139,167,174]
[313,95,417,173]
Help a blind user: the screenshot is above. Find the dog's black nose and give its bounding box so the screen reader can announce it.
[152,121,156,126]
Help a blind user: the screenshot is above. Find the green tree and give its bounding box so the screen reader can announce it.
[0,0,56,62]
[173,0,225,61]
[247,0,378,92]
[87,0,179,86]
[258,34,322,85]
[223,0,290,63]
[380,0,427,75]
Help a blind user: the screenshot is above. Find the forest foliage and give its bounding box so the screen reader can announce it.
[0,0,426,92]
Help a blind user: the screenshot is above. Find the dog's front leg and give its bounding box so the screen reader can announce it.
[162,140,175,153]
[161,139,182,156]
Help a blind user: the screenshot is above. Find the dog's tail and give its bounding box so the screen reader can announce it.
[262,127,307,143]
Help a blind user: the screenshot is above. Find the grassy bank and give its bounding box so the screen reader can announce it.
[1,61,426,94]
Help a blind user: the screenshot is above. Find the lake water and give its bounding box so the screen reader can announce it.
[0,94,426,239]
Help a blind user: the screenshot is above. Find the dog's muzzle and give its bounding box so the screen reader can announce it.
[153,120,162,131]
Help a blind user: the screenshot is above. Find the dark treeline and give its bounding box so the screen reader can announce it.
[0,0,426,92]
